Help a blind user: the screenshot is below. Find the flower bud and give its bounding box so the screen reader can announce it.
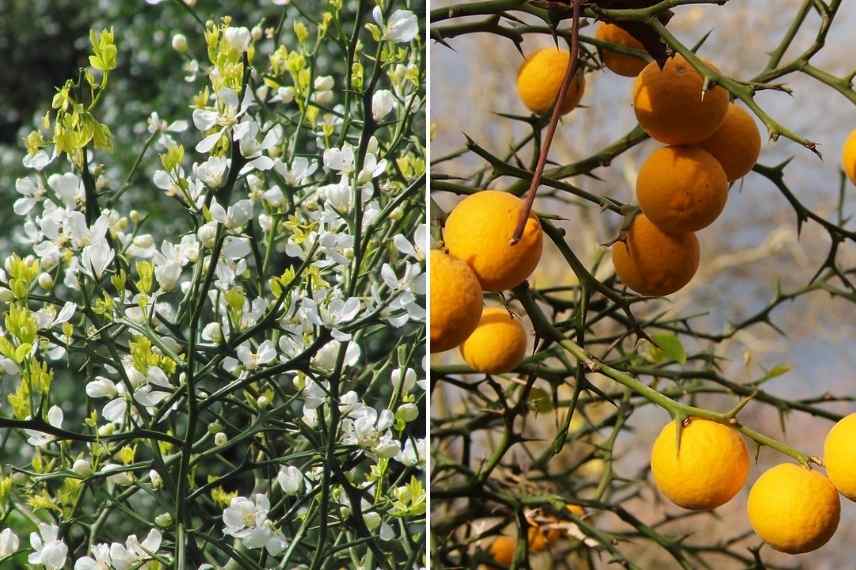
[155,512,173,527]
[214,432,227,446]
[257,395,271,409]
[172,33,188,53]
[149,469,163,490]
[37,273,54,290]
[72,459,92,476]
[396,403,419,423]
[277,465,304,496]
[129,210,141,224]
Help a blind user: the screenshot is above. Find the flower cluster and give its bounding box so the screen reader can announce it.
[0,1,425,568]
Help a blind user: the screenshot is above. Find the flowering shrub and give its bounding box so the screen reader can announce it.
[0,1,426,568]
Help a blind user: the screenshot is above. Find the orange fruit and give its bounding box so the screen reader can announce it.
[430,250,482,353]
[651,418,749,510]
[823,413,856,501]
[444,191,543,292]
[633,55,729,145]
[637,146,728,234]
[700,103,762,181]
[517,48,586,115]
[460,307,528,374]
[611,213,699,296]
[747,463,840,554]
[841,128,856,185]
[527,526,560,552]
[595,22,648,77]
[489,535,516,567]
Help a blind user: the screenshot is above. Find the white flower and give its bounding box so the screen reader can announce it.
[23,149,53,171]
[223,26,252,53]
[0,528,19,557]
[394,224,427,262]
[211,198,254,230]
[235,340,277,371]
[14,177,45,215]
[312,340,361,371]
[372,89,397,121]
[277,465,305,495]
[81,238,114,279]
[274,156,318,186]
[28,524,67,570]
[395,438,425,467]
[192,88,253,153]
[48,172,83,209]
[323,144,355,174]
[73,543,110,570]
[270,86,295,104]
[108,529,162,568]
[195,156,231,188]
[373,7,419,43]
[25,405,63,447]
[237,120,278,174]
[222,494,287,556]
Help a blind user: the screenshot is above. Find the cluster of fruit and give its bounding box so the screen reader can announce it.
[652,414,856,555]
[430,190,543,372]
[609,32,762,296]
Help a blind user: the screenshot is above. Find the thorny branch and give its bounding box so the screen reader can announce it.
[431,0,856,568]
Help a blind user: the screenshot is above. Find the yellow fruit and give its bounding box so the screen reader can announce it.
[460,307,528,374]
[700,103,762,182]
[517,48,586,115]
[842,128,856,185]
[747,463,840,554]
[430,250,482,353]
[489,535,516,567]
[633,55,729,145]
[637,146,728,234]
[444,191,543,291]
[651,418,749,510]
[824,413,856,501]
[611,213,699,296]
[595,22,648,77]
[527,526,559,552]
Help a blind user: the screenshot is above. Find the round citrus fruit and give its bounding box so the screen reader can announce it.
[430,250,482,353]
[637,146,728,234]
[489,535,516,567]
[611,213,700,296]
[651,418,749,510]
[824,413,856,501]
[517,48,586,115]
[460,307,528,374]
[700,102,762,182]
[747,463,840,554]
[595,22,648,77]
[527,525,560,552]
[841,128,856,185]
[444,191,543,291]
[633,55,729,145]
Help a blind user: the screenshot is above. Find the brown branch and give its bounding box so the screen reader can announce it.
[510,0,583,245]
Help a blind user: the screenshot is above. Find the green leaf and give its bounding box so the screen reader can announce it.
[652,333,687,364]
